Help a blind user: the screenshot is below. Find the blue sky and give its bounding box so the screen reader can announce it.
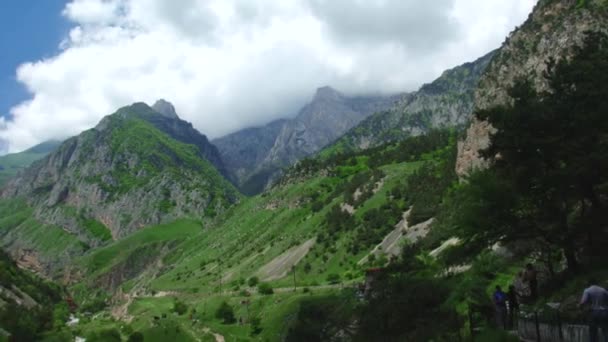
[0,0,69,119]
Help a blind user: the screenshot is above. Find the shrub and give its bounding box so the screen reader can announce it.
[248,276,259,287]
[85,328,122,342]
[215,301,236,324]
[127,332,144,342]
[172,300,188,315]
[257,283,274,295]
[250,317,263,336]
[326,273,341,284]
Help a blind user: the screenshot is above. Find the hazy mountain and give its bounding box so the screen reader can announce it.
[214,87,402,194]
[321,51,495,156]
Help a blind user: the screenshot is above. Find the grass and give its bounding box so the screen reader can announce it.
[74,157,424,298]
[81,219,203,277]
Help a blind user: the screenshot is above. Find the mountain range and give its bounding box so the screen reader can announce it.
[2,0,607,339]
[213,87,402,194]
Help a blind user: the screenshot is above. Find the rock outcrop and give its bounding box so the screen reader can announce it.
[456,0,608,176]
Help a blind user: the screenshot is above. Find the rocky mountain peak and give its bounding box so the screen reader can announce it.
[312,86,343,102]
[152,99,179,119]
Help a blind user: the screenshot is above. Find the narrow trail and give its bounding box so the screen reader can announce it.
[203,327,225,342]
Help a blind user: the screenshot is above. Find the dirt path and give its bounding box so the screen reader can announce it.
[257,238,316,281]
[203,327,225,342]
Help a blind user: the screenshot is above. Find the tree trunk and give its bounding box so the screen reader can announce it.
[563,243,579,274]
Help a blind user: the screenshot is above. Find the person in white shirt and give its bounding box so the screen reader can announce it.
[579,279,608,342]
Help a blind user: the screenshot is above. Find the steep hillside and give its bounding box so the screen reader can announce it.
[456,0,608,175]
[0,140,61,186]
[62,131,456,340]
[0,102,240,275]
[213,87,402,194]
[321,52,494,157]
[0,248,67,341]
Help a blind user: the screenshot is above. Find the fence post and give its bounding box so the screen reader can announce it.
[557,311,563,341]
[468,305,474,338]
[534,311,541,342]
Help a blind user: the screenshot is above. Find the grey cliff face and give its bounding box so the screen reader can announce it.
[152,99,179,119]
[456,0,608,176]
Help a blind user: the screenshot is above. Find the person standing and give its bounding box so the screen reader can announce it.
[493,285,508,329]
[579,279,608,342]
[524,264,538,301]
[507,285,520,329]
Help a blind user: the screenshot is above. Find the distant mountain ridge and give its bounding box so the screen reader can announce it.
[213,87,403,194]
[321,51,495,156]
[0,140,62,186]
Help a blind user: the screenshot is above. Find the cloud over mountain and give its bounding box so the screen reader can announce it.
[0,0,536,152]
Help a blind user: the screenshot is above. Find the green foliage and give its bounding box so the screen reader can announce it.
[257,283,274,295]
[285,292,357,342]
[215,301,236,324]
[466,32,608,271]
[247,276,259,287]
[82,218,112,241]
[355,245,462,341]
[172,299,188,315]
[85,328,122,342]
[0,249,65,340]
[127,331,144,342]
[326,273,341,284]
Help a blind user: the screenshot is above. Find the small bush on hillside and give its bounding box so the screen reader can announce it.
[326,273,341,284]
[250,317,263,335]
[172,300,188,315]
[215,301,236,324]
[248,276,259,287]
[85,328,122,342]
[257,283,274,295]
[127,331,144,342]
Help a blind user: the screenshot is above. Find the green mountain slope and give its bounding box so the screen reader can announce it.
[62,130,456,341]
[0,103,240,275]
[0,140,61,186]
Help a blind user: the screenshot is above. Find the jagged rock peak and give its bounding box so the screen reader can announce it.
[152,99,179,119]
[313,86,343,102]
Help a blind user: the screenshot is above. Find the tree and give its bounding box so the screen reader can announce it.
[247,276,259,287]
[257,283,274,295]
[128,332,144,342]
[172,300,188,315]
[466,32,608,271]
[215,301,236,324]
[326,273,341,285]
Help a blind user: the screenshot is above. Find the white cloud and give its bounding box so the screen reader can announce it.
[0,0,536,152]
